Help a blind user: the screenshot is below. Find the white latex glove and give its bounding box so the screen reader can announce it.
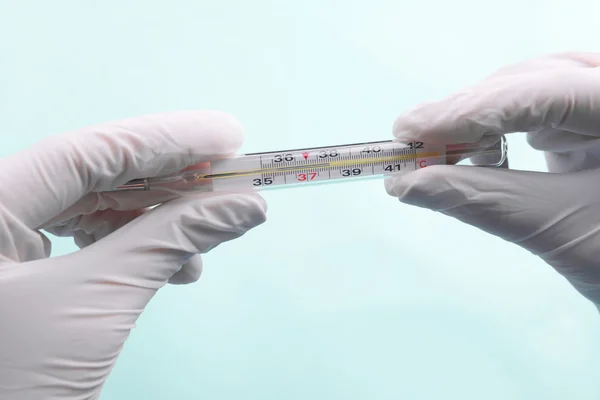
[385,52,600,308]
[0,111,267,399]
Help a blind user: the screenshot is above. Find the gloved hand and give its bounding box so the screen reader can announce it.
[0,111,267,399]
[385,52,600,308]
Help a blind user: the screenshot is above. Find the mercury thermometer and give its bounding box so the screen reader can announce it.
[113,135,507,194]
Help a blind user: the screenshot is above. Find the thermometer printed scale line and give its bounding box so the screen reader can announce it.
[114,135,507,194]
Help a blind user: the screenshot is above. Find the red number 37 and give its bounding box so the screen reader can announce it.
[297,172,317,181]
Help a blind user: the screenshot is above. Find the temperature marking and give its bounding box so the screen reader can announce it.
[302,152,310,159]
[297,172,317,181]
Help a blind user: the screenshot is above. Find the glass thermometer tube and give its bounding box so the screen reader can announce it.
[113,135,507,195]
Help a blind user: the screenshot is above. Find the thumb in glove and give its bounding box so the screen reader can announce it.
[385,163,600,305]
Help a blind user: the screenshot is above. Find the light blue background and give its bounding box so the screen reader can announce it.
[2,1,600,399]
